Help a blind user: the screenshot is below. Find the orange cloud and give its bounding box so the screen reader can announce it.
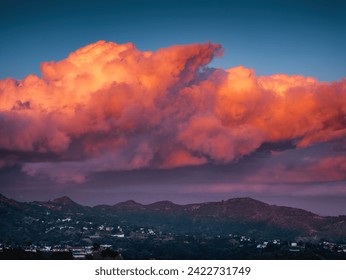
[0,40,345,182]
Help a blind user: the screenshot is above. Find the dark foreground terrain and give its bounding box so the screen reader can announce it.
[1,193,345,259]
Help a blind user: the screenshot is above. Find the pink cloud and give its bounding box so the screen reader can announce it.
[0,40,345,183]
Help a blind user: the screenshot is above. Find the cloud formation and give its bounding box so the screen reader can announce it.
[0,40,345,182]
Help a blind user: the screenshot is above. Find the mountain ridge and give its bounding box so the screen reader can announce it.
[0,193,333,217]
[0,193,345,242]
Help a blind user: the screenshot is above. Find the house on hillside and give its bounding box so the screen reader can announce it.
[288,242,305,252]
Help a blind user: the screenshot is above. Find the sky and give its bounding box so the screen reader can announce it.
[0,0,345,215]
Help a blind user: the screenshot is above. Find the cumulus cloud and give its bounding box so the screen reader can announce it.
[0,40,345,183]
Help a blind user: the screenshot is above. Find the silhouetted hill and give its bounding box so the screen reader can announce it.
[52,196,78,205]
[0,193,22,209]
[146,200,181,212]
[31,195,91,214]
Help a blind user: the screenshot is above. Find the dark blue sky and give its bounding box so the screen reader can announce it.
[1,0,345,81]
